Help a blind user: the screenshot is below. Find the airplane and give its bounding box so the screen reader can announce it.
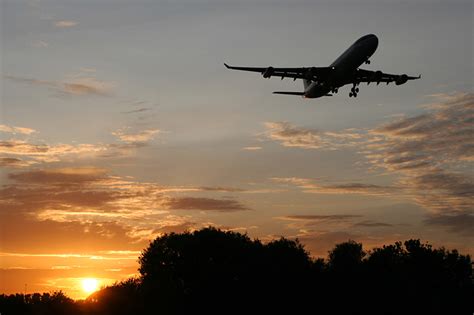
[224,34,420,99]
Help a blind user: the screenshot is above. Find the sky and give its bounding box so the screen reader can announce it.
[1,0,473,299]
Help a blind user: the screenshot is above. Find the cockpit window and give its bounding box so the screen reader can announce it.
[355,34,374,44]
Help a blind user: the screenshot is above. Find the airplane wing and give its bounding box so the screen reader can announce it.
[355,68,421,85]
[224,63,332,80]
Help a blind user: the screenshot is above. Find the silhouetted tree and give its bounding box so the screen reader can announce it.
[1,228,472,315]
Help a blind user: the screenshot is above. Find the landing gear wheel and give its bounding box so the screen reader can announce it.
[365,60,371,64]
[355,88,359,93]
[349,92,353,97]
[354,93,358,98]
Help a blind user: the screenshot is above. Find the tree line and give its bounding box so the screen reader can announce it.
[1,227,472,314]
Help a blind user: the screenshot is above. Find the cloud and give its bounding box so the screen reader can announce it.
[353,220,393,228]
[278,215,363,222]
[264,122,363,150]
[9,167,107,185]
[54,20,78,28]
[198,186,246,192]
[264,122,324,149]
[242,146,262,151]
[365,92,474,216]
[0,157,35,168]
[0,124,36,135]
[270,92,473,234]
[0,167,251,253]
[62,77,113,96]
[271,177,396,196]
[5,75,114,97]
[276,214,363,232]
[0,140,107,163]
[164,197,249,212]
[122,108,153,114]
[112,128,160,144]
[425,214,474,237]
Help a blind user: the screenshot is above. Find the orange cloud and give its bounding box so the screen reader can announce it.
[0,140,107,163]
[0,124,36,135]
[112,128,160,144]
[0,157,35,168]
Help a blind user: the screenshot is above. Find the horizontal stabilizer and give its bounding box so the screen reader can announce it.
[273,91,305,96]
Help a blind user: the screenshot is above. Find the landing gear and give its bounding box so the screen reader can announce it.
[349,85,359,98]
[331,88,339,94]
[365,59,371,64]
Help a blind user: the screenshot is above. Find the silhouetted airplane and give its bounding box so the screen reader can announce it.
[225,34,420,98]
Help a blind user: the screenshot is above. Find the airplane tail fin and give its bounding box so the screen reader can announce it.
[273,91,305,96]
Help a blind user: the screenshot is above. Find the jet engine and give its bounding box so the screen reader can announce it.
[395,74,408,85]
[304,67,317,80]
[372,70,383,84]
[262,67,274,78]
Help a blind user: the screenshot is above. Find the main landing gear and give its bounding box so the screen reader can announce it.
[349,84,359,98]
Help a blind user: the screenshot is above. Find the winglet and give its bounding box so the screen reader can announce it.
[224,63,230,69]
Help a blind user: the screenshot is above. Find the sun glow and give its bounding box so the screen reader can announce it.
[81,278,99,294]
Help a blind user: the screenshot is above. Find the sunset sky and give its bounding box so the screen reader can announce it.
[1,0,473,299]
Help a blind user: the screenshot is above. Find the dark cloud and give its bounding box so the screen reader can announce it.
[9,168,107,185]
[164,197,249,212]
[353,220,393,227]
[365,93,474,233]
[122,107,152,114]
[272,177,396,196]
[425,214,474,237]
[280,215,362,221]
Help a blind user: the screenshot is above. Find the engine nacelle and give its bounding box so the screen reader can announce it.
[395,74,408,85]
[262,67,274,78]
[372,70,383,83]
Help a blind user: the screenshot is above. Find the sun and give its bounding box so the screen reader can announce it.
[81,278,99,294]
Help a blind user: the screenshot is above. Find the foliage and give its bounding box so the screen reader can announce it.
[1,227,472,315]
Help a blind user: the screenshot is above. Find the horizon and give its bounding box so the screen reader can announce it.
[1,0,473,300]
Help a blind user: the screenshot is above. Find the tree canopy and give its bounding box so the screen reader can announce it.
[1,227,472,315]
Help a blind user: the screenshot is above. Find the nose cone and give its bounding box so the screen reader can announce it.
[370,34,379,50]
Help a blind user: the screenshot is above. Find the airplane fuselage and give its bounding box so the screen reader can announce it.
[304,34,378,98]
[225,34,419,98]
